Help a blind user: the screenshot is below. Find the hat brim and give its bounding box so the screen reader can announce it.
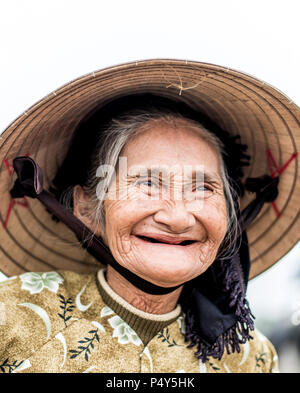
[0,59,299,278]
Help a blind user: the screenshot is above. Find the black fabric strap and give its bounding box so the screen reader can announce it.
[239,175,279,233]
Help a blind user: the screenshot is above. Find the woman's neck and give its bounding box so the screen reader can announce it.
[106,265,183,314]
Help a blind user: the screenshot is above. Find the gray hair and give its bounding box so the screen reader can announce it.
[63,108,240,259]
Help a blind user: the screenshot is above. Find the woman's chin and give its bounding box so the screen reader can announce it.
[135,260,204,288]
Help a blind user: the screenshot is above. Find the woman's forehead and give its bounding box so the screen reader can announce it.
[120,122,222,176]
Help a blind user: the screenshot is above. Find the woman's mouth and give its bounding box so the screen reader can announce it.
[133,234,197,247]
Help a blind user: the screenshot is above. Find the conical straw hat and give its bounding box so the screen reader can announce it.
[0,59,299,278]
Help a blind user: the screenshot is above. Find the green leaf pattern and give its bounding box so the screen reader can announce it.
[69,329,100,362]
[57,294,75,327]
[108,315,142,346]
[255,345,269,370]
[157,327,179,347]
[20,272,64,294]
[0,358,24,373]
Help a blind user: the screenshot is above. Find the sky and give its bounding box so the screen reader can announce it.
[0,0,299,332]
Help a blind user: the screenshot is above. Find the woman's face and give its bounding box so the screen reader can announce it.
[87,120,227,287]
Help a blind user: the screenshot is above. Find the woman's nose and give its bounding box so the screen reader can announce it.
[153,200,196,233]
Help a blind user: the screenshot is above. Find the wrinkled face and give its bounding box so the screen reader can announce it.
[97,120,228,287]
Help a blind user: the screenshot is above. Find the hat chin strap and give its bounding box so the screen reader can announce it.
[9,156,279,295]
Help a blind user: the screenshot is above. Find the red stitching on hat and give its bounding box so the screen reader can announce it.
[3,153,31,177]
[3,199,15,228]
[3,196,30,229]
[2,154,31,229]
[3,159,14,176]
[266,149,298,218]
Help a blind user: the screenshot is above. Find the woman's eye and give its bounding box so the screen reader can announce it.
[137,179,157,187]
[195,184,212,192]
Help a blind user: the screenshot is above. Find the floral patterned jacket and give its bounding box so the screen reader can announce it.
[0,269,279,373]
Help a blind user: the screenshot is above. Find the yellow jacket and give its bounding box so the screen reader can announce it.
[0,269,279,373]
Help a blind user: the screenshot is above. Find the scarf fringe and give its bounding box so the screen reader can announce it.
[182,258,255,363]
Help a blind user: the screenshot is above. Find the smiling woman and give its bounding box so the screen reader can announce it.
[0,59,299,373]
[67,97,239,268]
[82,112,229,310]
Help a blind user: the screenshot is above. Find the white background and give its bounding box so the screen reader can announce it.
[1,0,299,347]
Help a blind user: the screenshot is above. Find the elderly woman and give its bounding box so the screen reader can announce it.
[0,60,299,373]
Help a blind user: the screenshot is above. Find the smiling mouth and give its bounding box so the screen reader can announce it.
[135,235,197,246]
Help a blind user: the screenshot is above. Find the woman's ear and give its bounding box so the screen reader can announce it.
[73,185,90,221]
[73,185,105,238]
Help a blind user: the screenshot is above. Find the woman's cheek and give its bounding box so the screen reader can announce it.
[103,204,138,257]
[196,199,227,242]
